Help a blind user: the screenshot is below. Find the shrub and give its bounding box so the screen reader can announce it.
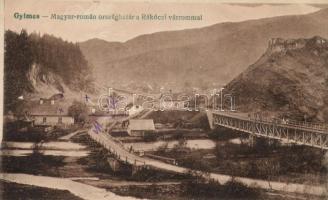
[68,100,89,124]
[183,178,261,199]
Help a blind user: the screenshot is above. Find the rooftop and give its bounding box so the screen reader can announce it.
[128,119,155,131]
[27,99,70,116]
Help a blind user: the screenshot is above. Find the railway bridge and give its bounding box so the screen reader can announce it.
[207,111,328,150]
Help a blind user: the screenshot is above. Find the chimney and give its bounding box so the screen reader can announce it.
[39,98,43,105]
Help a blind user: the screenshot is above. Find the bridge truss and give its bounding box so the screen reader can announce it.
[209,112,328,150]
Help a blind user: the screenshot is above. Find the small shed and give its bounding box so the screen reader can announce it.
[127,119,155,137]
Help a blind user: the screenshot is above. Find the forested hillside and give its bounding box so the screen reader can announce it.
[4,30,94,112]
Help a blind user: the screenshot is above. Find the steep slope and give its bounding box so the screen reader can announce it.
[4,30,94,112]
[226,36,328,122]
[79,9,328,91]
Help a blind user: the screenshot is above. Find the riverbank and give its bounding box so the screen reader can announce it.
[0,173,137,200]
[150,132,328,186]
[0,180,83,200]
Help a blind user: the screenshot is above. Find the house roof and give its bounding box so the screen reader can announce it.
[128,119,155,131]
[28,100,70,116]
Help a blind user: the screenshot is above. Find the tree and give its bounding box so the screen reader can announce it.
[68,101,89,124]
[4,30,34,112]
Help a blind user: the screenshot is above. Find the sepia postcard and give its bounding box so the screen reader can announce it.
[1,0,328,199]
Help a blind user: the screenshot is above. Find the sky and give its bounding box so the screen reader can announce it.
[4,0,326,42]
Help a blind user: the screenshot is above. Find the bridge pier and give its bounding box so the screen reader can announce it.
[131,164,146,176]
[107,157,120,172]
[206,111,214,129]
[248,134,255,147]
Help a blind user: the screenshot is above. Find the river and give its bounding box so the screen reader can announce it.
[123,138,246,152]
[0,141,90,157]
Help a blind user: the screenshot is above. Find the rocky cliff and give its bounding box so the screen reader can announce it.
[226,36,328,122]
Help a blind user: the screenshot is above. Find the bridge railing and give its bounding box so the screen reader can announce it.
[254,118,328,132]
[283,119,328,131]
[87,129,147,166]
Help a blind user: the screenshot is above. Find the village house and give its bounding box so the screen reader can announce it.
[28,97,74,127]
[127,119,155,137]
